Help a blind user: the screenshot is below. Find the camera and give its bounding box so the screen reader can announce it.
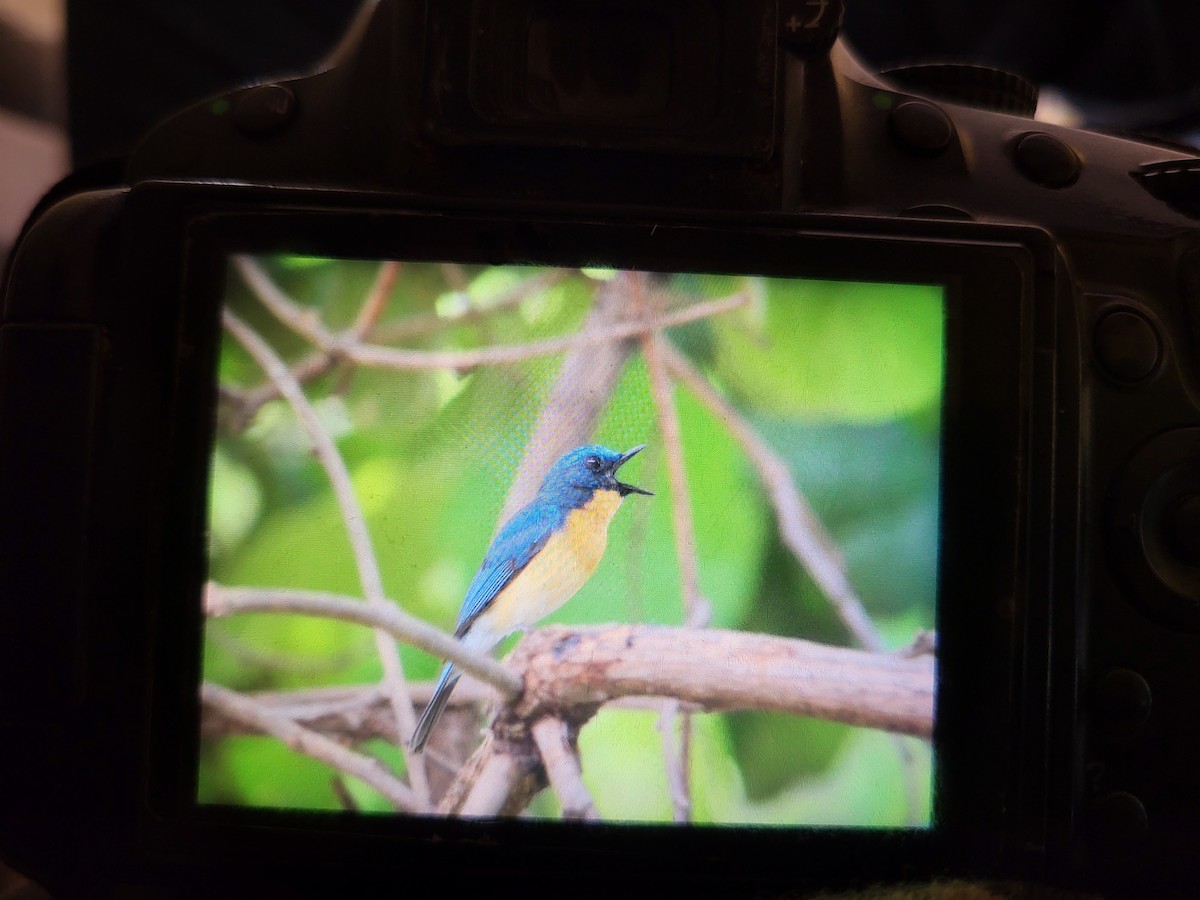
[2,0,1199,895]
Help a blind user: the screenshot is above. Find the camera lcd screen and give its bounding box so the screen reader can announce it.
[198,254,941,827]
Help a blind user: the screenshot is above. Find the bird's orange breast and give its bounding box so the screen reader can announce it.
[562,487,623,571]
[481,488,623,637]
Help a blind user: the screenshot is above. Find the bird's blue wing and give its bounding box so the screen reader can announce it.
[454,499,566,638]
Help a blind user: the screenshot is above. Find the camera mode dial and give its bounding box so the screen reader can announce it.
[881,63,1039,116]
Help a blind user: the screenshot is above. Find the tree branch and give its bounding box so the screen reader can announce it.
[199,683,693,744]
[531,717,600,821]
[350,261,400,339]
[203,622,934,745]
[234,255,747,374]
[635,273,708,822]
[204,583,522,698]
[438,733,544,817]
[368,269,572,343]
[201,622,934,816]
[200,683,418,812]
[507,625,934,739]
[222,311,432,809]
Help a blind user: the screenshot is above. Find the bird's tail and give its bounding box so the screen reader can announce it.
[410,663,461,753]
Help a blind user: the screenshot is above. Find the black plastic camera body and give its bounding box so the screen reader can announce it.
[3,0,1200,895]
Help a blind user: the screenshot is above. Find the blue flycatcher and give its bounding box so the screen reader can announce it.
[410,444,651,752]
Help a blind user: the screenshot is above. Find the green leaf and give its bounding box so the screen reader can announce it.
[730,712,852,801]
[753,417,941,624]
[732,728,932,827]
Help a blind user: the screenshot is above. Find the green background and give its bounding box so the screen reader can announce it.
[201,259,942,825]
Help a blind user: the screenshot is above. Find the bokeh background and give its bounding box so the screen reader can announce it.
[201,258,941,824]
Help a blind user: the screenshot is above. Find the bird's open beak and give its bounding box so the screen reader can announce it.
[614,444,653,497]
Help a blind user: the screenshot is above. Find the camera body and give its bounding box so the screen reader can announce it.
[2,0,1199,894]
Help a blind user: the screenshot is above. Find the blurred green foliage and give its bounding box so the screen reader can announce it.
[200,260,942,827]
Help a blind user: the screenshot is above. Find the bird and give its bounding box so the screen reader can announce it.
[410,443,652,753]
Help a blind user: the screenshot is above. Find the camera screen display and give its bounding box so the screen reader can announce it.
[199,254,941,827]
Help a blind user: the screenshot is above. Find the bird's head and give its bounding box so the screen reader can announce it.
[542,444,653,500]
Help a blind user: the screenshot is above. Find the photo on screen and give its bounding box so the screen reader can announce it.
[199,255,941,825]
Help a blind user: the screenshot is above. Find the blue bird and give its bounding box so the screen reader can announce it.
[410,443,652,752]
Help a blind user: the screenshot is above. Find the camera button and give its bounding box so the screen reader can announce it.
[1093,309,1160,383]
[233,84,297,138]
[1108,428,1200,630]
[1091,668,1152,731]
[889,101,954,155]
[1013,131,1081,188]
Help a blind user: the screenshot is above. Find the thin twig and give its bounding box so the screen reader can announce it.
[331,775,360,812]
[201,683,417,811]
[219,350,343,432]
[637,274,707,823]
[640,339,706,627]
[205,583,522,698]
[658,340,885,653]
[200,682,698,744]
[222,310,433,810]
[235,255,747,373]
[368,270,572,343]
[349,294,749,373]
[657,700,691,823]
[332,260,403,396]
[531,718,600,821]
[658,340,931,818]
[220,261,398,429]
[351,261,401,339]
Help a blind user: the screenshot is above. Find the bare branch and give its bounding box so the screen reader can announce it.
[201,683,418,812]
[235,256,747,374]
[199,682,695,744]
[331,775,360,812]
[369,269,572,343]
[220,261,399,430]
[636,274,707,823]
[658,340,886,653]
[637,283,706,628]
[204,622,934,744]
[201,623,934,817]
[657,340,937,817]
[350,261,401,339]
[438,733,544,817]
[222,311,432,809]
[219,349,341,432]
[349,295,748,373]
[531,718,600,821]
[657,699,692,823]
[509,625,934,739]
[205,583,522,698]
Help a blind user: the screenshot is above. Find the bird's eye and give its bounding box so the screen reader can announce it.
[585,455,601,472]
